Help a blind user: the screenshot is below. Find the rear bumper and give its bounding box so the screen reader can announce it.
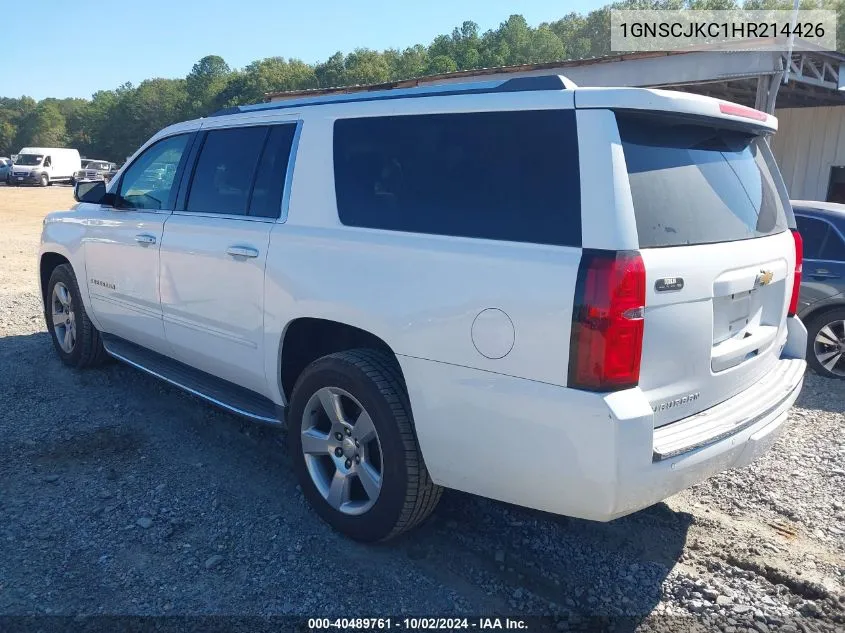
[401,324,806,522]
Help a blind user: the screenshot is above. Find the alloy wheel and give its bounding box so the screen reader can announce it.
[300,386,383,515]
[51,282,76,353]
[813,319,845,377]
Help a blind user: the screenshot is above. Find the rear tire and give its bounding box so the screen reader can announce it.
[805,307,845,379]
[45,264,110,369]
[288,349,442,541]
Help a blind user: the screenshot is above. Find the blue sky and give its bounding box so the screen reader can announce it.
[3,0,603,100]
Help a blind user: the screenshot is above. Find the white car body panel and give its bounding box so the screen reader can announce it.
[160,213,274,396]
[639,232,795,427]
[37,80,807,523]
[82,207,171,355]
[574,87,778,132]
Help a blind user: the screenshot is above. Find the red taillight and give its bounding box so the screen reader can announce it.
[568,250,646,391]
[718,102,769,122]
[789,228,803,317]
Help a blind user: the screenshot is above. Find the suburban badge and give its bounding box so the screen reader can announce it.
[652,392,700,413]
[90,278,116,291]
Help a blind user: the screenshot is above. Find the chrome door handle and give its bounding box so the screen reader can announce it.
[135,234,156,245]
[226,245,259,258]
[811,268,840,279]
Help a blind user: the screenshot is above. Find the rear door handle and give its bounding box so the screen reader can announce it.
[226,245,259,258]
[135,234,156,245]
[811,268,841,279]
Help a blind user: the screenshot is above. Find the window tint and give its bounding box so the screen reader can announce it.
[795,215,829,260]
[118,134,189,210]
[820,225,845,261]
[618,114,788,248]
[186,126,268,215]
[249,124,297,218]
[333,110,581,246]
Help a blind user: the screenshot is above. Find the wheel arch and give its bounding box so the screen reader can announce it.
[39,251,72,305]
[799,297,845,330]
[278,317,403,405]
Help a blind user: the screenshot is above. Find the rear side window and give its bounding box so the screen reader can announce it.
[617,114,788,248]
[333,110,581,247]
[187,126,268,215]
[820,224,845,261]
[249,124,297,219]
[796,215,830,259]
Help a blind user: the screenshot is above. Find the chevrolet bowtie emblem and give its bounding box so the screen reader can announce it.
[756,270,774,287]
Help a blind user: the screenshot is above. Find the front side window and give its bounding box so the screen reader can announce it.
[186,126,268,215]
[333,110,581,246]
[117,134,190,210]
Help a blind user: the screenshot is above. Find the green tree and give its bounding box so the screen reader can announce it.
[390,45,429,80]
[221,57,318,105]
[17,101,67,147]
[427,55,458,74]
[315,52,346,88]
[186,55,232,117]
[343,49,393,85]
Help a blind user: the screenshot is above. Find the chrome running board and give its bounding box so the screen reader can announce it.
[102,334,284,425]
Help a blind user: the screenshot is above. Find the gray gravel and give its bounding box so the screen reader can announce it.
[1,220,844,629]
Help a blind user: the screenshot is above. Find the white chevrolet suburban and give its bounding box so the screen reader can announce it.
[39,75,807,542]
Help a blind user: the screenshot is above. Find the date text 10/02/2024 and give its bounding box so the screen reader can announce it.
[307,617,529,630]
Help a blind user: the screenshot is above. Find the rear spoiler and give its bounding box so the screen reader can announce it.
[574,87,777,133]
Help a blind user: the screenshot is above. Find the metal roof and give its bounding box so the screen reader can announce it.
[263,38,845,111]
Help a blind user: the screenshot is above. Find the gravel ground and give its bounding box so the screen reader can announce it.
[0,186,843,632]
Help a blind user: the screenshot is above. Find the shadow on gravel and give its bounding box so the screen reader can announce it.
[0,331,689,623]
[386,490,692,626]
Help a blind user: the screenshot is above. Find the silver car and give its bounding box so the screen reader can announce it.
[72,160,116,185]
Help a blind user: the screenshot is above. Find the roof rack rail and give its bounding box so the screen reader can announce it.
[209,74,577,117]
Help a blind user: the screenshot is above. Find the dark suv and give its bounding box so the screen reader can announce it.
[792,200,845,379]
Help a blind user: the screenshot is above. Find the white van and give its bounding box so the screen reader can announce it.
[38,75,807,541]
[9,147,81,186]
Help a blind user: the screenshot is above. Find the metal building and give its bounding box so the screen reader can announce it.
[267,38,845,203]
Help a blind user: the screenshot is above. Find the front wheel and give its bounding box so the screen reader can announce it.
[45,264,110,368]
[40,173,49,187]
[806,307,845,379]
[288,349,442,541]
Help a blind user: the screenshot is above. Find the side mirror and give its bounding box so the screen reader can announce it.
[74,180,108,204]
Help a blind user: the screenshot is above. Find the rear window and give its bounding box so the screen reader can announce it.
[333,110,581,247]
[617,114,788,248]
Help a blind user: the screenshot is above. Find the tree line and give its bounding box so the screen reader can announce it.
[1,0,842,163]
